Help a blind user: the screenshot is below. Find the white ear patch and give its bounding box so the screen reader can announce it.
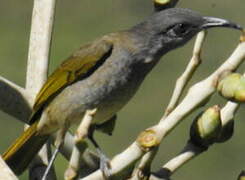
[144,57,154,63]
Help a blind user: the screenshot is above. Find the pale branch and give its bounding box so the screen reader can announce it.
[130,147,159,180]
[0,0,98,177]
[150,97,241,179]
[82,142,144,180]
[220,101,239,127]
[83,37,245,179]
[65,109,97,180]
[25,0,57,179]
[0,0,96,177]
[152,141,204,179]
[0,76,27,96]
[0,0,243,178]
[0,0,58,178]
[50,132,100,178]
[0,76,32,122]
[130,31,207,180]
[0,156,18,180]
[25,0,56,98]
[164,31,207,116]
[157,39,245,137]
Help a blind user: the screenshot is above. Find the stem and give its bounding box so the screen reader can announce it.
[26,0,57,179]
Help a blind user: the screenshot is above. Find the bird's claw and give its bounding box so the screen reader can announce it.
[99,153,111,179]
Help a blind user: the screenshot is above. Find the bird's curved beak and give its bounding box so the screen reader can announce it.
[202,16,243,30]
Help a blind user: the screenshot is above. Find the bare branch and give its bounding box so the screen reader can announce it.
[65,109,96,180]
[130,147,159,180]
[82,142,144,179]
[220,102,239,126]
[157,40,245,135]
[25,0,56,98]
[130,31,207,180]
[83,38,245,179]
[25,0,57,179]
[150,94,242,179]
[151,141,204,179]
[164,31,207,116]
[50,132,100,178]
[0,76,32,122]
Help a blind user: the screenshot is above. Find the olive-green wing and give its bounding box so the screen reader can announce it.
[31,40,113,122]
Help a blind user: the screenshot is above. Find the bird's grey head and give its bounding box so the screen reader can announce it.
[132,8,242,56]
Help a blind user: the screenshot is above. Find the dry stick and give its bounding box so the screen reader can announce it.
[220,101,239,127]
[50,132,100,177]
[26,0,57,179]
[65,109,97,180]
[130,31,207,180]
[0,0,97,176]
[0,0,57,178]
[164,31,207,116]
[25,0,56,96]
[130,147,159,180]
[0,76,32,122]
[0,0,98,177]
[153,141,204,179]
[150,99,241,179]
[83,39,245,179]
[156,40,244,137]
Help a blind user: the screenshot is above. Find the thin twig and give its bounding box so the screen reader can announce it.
[25,0,56,99]
[130,31,207,180]
[65,109,96,180]
[83,39,245,179]
[150,98,241,179]
[164,31,207,117]
[153,141,204,179]
[50,132,100,177]
[26,0,57,179]
[0,76,32,122]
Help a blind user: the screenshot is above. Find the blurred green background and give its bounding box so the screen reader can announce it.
[0,0,244,179]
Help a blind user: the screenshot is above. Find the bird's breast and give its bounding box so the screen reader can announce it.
[38,43,156,134]
[40,67,143,135]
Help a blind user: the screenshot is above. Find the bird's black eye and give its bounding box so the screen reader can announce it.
[167,23,190,37]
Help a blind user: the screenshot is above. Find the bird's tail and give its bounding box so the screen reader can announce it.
[2,121,49,175]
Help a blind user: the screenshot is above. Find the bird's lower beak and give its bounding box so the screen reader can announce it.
[202,16,243,31]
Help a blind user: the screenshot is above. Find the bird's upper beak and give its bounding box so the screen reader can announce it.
[201,16,243,31]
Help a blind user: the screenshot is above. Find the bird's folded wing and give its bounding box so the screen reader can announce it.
[30,39,113,123]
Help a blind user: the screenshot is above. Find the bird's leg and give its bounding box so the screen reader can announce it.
[42,126,69,180]
[88,126,111,179]
[65,109,97,180]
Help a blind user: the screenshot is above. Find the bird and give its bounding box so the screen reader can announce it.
[2,7,242,177]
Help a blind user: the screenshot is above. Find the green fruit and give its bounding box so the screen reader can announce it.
[190,105,222,148]
[218,73,245,103]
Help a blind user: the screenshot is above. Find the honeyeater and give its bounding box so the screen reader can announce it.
[2,8,242,176]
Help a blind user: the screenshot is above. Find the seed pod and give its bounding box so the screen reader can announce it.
[240,30,245,42]
[238,171,245,180]
[217,73,245,103]
[217,73,241,99]
[234,75,245,102]
[190,105,222,148]
[153,0,179,11]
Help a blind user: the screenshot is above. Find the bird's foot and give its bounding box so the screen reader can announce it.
[99,152,111,178]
